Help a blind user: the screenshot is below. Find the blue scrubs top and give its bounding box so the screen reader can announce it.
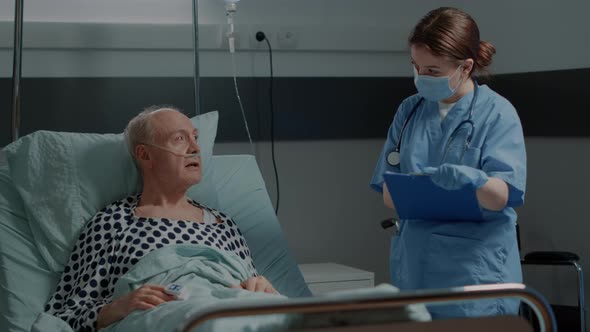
[371,84,526,318]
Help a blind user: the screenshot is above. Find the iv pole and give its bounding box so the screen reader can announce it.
[192,0,200,115]
[11,0,23,142]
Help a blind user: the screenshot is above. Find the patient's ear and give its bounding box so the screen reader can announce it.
[135,145,152,165]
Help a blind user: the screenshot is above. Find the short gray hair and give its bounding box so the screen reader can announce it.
[124,105,181,161]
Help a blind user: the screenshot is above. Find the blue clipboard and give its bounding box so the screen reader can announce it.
[383,171,483,221]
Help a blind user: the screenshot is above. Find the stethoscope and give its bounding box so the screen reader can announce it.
[387,82,479,167]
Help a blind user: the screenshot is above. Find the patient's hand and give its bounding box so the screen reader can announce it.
[96,284,175,330]
[231,276,278,295]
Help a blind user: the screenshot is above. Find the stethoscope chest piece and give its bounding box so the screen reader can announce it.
[387,150,401,166]
[386,82,479,168]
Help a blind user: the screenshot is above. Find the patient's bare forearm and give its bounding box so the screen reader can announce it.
[96,303,115,331]
[96,284,174,330]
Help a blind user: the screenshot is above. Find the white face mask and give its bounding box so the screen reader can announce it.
[413,64,465,102]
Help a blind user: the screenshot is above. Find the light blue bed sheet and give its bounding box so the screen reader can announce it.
[211,155,310,299]
[0,164,60,332]
[0,154,310,332]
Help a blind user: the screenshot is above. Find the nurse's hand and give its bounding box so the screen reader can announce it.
[383,182,396,210]
[426,164,488,191]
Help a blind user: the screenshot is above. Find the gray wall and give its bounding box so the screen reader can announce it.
[2,0,589,78]
[518,138,590,306]
[2,0,590,320]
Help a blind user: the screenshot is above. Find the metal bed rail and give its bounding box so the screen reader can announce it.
[181,283,556,332]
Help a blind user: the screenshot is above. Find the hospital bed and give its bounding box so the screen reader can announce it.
[0,111,555,331]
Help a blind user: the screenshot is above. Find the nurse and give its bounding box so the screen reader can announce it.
[370,7,526,318]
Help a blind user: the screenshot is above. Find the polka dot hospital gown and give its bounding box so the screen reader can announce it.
[44,194,257,332]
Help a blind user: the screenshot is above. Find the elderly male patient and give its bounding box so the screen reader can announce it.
[44,106,277,331]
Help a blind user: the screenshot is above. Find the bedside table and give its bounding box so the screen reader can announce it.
[298,262,375,295]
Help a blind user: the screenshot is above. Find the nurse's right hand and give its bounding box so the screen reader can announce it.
[383,183,395,210]
[425,164,488,191]
[96,284,175,330]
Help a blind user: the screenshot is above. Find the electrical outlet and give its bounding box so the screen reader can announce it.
[249,28,271,49]
[277,30,298,49]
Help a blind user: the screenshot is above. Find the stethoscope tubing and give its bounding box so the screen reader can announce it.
[387,82,479,167]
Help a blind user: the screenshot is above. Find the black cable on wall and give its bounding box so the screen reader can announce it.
[256,31,280,215]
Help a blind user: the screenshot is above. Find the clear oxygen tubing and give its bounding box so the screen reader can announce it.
[145,144,201,159]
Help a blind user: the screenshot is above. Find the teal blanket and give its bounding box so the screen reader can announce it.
[32,244,430,332]
[105,244,292,332]
[33,244,292,332]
